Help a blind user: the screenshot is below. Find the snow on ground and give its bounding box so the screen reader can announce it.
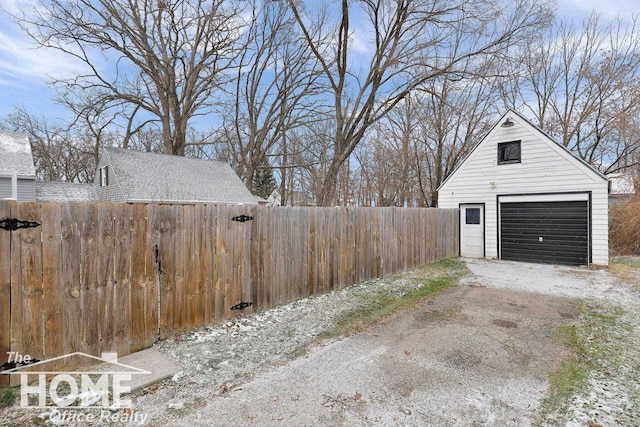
[461,258,628,302]
[133,258,640,426]
[131,269,450,424]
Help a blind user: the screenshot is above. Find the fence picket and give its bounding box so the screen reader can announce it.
[80,204,99,356]
[61,204,82,367]
[41,203,63,365]
[96,204,115,353]
[114,204,132,356]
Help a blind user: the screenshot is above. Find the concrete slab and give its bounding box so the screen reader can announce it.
[110,347,181,393]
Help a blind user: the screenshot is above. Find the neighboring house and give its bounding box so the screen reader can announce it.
[607,173,636,206]
[94,147,257,204]
[0,131,36,201]
[259,189,282,206]
[438,109,609,267]
[257,189,316,207]
[0,133,256,205]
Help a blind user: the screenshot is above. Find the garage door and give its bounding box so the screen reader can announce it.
[500,201,589,265]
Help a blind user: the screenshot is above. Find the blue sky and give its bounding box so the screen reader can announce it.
[0,0,638,125]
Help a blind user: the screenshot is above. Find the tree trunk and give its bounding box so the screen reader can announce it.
[316,160,342,206]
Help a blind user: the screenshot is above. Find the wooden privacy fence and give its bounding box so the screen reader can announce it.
[0,201,458,380]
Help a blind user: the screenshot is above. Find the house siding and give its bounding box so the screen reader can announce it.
[17,178,36,202]
[93,156,125,203]
[0,176,11,199]
[439,112,609,266]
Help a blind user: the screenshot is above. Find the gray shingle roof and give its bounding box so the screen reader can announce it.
[0,131,36,176]
[103,148,257,204]
[36,181,98,203]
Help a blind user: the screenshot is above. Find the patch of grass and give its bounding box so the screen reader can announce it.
[610,257,640,292]
[540,300,629,419]
[612,256,640,269]
[0,388,17,409]
[322,258,468,338]
[543,324,588,413]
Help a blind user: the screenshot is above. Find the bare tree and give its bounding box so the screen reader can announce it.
[354,96,422,207]
[275,127,323,206]
[416,70,501,206]
[281,122,335,206]
[285,0,553,205]
[219,0,325,192]
[354,71,499,208]
[16,0,244,155]
[0,107,96,182]
[59,89,156,152]
[517,13,640,172]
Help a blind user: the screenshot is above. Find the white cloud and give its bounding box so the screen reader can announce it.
[0,13,83,86]
[349,26,373,55]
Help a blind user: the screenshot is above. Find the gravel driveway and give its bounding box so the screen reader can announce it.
[122,258,639,427]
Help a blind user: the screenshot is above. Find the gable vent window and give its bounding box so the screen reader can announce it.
[498,141,521,165]
[99,166,109,187]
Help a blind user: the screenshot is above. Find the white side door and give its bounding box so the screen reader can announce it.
[460,204,484,258]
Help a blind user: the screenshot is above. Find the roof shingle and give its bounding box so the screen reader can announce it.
[36,181,98,203]
[103,148,257,204]
[0,131,36,176]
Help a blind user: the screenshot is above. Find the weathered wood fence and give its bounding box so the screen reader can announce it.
[0,201,458,384]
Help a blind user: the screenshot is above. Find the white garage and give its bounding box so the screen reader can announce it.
[438,109,609,266]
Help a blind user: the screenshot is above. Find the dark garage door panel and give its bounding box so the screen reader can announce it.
[500,201,589,265]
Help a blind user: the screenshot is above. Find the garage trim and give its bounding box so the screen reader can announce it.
[497,192,592,265]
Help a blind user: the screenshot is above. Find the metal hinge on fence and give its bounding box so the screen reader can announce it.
[231,301,253,311]
[231,215,253,223]
[0,218,41,231]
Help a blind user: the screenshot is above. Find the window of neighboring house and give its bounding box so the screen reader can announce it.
[497,141,521,164]
[100,166,109,187]
[0,176,13,199]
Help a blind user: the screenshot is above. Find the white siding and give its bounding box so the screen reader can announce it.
[0,176,11,199]
[439,111,609,266]
[17,178,36,202]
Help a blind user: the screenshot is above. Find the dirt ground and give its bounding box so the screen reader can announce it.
[168,266,580,426]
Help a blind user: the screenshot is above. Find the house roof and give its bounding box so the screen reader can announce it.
[36,181,98,203]
[438,109,608,190]
[607,173,636,195]
[102,147,258,204]
[0,131,36,176]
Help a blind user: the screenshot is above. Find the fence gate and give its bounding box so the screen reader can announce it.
[154,204,257,340]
